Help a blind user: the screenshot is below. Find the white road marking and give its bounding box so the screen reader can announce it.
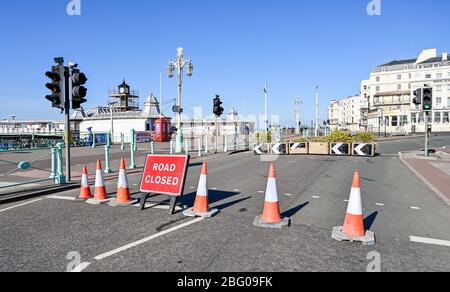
[0,199,43,213]
[94,217,204,261]
[376,203,384,206]
[211,188,217,190]
[343,199,349,202]
[410,236,450,247]
[258,191,265,194]
[410,206,421,210]
[233,189,240,192]
[312,196,320,199]
[285,194,293,197]
[45,195,77,201]
[70,262,91,272]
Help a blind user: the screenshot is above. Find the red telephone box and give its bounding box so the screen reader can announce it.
[154,118,172,142]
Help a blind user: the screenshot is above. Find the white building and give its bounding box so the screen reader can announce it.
[72,80,169,143]
[327,95,362,132]
[361,48,450,133]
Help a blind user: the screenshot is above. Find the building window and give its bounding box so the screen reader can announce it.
[435,112,442,123]
[376,77,380,82]
[436,97,442,106]
[448,84,450,91]
[426,74,432,79]
[448,97,450,107]
[437,73,443,79]
[409,74,412,79]
[392,116,398,127]
[397,74,402,80]
[376,86,380,92]
[436,85,442,92]
[397,84,402,90]
[411,113,417,124]
[444,112,450,124]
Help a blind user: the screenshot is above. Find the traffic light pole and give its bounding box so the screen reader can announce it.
[425,111,429,158]
[64,67,71,182]
[214,115,218,154]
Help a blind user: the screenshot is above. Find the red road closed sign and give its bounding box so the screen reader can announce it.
[140,155,190,197]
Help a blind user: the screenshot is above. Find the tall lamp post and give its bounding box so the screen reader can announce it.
[167,47,194,154]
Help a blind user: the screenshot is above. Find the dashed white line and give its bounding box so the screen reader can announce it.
[410,206,421,210]
[232,189,240,192]
[70,262,91,272]
[258,191,265,194]
[94,217,204,261]
[410,236,450,247]
[312,196,320,199]
[285,194,293,197]
[376,203,384,206]
[0,198,44,213]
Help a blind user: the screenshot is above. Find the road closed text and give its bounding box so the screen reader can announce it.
[144,163,180,186]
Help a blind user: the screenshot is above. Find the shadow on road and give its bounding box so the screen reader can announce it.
[215,197,251,211]
[364,211,378,230]
[281,202,310,218]
[178,190,241,207]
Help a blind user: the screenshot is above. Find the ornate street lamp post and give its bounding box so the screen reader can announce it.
[168,47,194,153]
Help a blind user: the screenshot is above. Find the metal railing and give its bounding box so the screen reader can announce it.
[0,143,66,191]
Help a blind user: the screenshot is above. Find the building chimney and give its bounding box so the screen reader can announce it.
[443,52,448,61]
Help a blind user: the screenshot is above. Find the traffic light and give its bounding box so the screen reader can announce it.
[422,87,433,111]
[45,66,64,110]
[213,95,224,117]
[412,89,422,105]
[71,69,88,110]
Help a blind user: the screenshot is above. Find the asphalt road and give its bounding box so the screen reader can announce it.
[1,143,450,272]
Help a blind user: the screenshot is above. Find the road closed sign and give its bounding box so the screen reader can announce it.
[140,155,190,197]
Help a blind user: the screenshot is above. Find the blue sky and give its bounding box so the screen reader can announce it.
[0,0,449,126]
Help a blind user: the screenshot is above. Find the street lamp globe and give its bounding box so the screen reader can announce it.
[177,47,184,58]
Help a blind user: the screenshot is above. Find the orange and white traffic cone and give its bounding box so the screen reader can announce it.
[332,172,375,245]
[86,160,110,205]
[78,165,92,200]
[183,162,219,218]
[109,158,135,207]
[254,164,290,229]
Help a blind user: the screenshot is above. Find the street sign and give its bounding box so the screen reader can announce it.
[330,143,350,156]
[140,155,190,196]
[139,154,190,215]
[271,143,288,155]
[253,144,269,155]
[353,143,375,157]
[289,142,308,155]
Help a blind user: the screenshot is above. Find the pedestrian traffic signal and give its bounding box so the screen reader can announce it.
[412,89,422,105]
[71,69,88,110]
[422,87,432,111]
[213,95,224,117]
[45,66,65,110]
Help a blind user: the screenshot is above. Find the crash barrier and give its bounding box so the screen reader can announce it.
[254,142,376,157]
